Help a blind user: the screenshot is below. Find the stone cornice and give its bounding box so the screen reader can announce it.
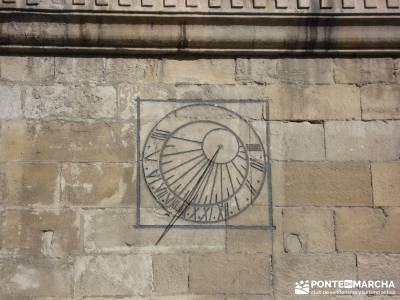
[1,1,400,55]
[1,0,400,15]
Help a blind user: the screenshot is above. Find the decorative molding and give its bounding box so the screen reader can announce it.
[1,0,400,15]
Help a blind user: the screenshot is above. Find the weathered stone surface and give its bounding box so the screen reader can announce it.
[83,209,225,253]
[105,58,160,83]
[272,162,372,206]
[361,84,400,120]
[0,163,59,207]
[1,209,80,257]
[274,254,357,296]
[153,254,189,294]
[235,58,277,83]
[0,257,72,297]
[163,59,235,84]
[334,58,395,84]
[85,296,225,300]
[226,230,272,254]
[0,57,54,82]
[270,122,325,161]
[190,254,271,294]
[55,57,104,83]
[117,83,176,120]
[276,59,333,84]
[275,208,335,253]
[265,84,360,120]
[24,85,117,119]
[0,85,22,119]
[325,121,400,161]
[0,120,134,162]
[61,163,134,207]
[227,296,273,300]
[336,208,400,252]
[372,162,400,206]
[358,254,400,293]
[74,255,152,296]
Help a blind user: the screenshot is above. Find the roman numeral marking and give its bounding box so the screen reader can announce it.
[246,144,263,152]
[250,158,265,172]
[246,179,257,196]
[151,129,170,141]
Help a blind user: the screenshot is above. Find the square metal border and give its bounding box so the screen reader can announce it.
[134,98,274,231]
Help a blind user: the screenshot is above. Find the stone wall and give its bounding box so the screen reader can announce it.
[0,56,399,299]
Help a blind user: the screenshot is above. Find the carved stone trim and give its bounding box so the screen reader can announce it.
[1,0,400,15]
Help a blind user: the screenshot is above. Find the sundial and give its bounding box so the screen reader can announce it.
[136,99,273,241]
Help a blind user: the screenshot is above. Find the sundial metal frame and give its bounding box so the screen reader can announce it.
[135,98,274,231]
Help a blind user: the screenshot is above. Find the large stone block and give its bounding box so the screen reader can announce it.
[274,254,357,296]
[361,84,400,120]
[105,58,160,83]
[0,163,59,208]
[274,208,335,253]
[83,209,226,254]
[334,58,395,84]
[74,255,152,296]
[0,258,72,297]
[153,254,189,294]
[226,230,272,254]
[235,58,277,83]
[358,254,400,294]
[163,59,236,84]
[0,85,22,119]
[24,85,117,119]
[1,209,80,257]
[55,57,104,83]
[336,207,400,252]
[270,122,325,161]
[61,163,134,207]
[265,84,360,120]
[372,162,400,206]
[272,162,372,206]
[325,121,400,161]
[276,59,333,84]
[0,120,135,162]
[189,254,271,294]
[0,57,55,82]
[80,296,225,300]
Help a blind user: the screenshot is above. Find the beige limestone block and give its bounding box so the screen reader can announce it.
[265,84,360,120]
[24,85,117,119]
[274,208,335,253]
[274,254,357,296]
[235,58,277,83]
[276,58,333,84]
[0,57,54,82]
[325,121,400,161]
[163,59,235,84]
[361,84,400,120]
[1,209,80,257]
[334,58,395,84]
[272,162,372,206]
[153,254,189,294]
[0,120,135,162]
[372,162,400,206]
[0,163,59,208]
[0,257,72,297]
[83,209,226,253]
[270,121,325,161]
[73,255,152,296]
[336,207,400,252]
[0,85,22,119]
[226,229,272,254]
[61,163,134,207]
[358,254,400,294]
[55,57,104,83]
[190,254,271,294]
[105,58,160,83]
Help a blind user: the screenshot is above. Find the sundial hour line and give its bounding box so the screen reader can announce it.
[163,148,203,157]
[163,152,205,175]
[173,157,210,196]
[168,155,208,190]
